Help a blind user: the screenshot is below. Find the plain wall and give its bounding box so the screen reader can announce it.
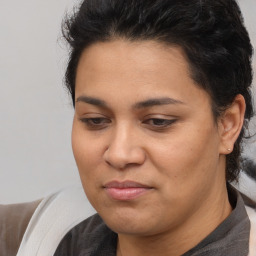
[0,0,255,204]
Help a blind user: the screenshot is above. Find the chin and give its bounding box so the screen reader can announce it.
[98,207,160,236]
[105,220,159,236]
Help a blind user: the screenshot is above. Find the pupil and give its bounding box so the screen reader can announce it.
[93,118,102,124]
[153,119,164,125]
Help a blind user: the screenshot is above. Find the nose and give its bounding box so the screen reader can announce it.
[103,125,146,170]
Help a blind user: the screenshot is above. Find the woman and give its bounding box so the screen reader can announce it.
[3,0,256,255]
[54,0,256,255]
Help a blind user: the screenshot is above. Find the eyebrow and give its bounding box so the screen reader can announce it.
[75,95,184,109]
[76,96,108,107]
[133,97,185,109]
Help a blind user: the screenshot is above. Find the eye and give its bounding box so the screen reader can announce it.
[79,117,111,130]
[143,118,177,129]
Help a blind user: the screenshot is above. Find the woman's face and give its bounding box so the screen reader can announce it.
[72,40,226,236]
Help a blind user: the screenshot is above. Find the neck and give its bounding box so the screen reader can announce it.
[117,183,232,256]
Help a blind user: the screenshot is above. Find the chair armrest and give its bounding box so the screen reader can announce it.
[0,199,41,256]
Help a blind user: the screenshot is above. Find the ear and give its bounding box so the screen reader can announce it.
[218,94,246,155]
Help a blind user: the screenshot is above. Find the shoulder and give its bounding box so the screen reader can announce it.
[16,185,96,256]
[228,183,256,256]
[0,200,41,256]
[241,191,256,256]
[245,204,256,256]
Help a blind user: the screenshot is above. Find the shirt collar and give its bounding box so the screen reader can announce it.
[182,185,250,256]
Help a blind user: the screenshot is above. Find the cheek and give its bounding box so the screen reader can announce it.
[149,124,220,185]
[71,126,104,208]
[146,127,221,219]
[72,123,102,179]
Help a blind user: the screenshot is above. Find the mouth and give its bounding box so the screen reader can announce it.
[103,180,153,201]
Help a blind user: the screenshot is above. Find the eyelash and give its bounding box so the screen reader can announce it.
[142,118,177,128]
[80,117,111,129]
[79,117,177,130]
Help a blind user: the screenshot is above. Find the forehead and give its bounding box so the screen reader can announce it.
[76,40,190,82]
[75,39,211,109]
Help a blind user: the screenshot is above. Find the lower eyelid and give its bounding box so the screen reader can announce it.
[79,118,111,131]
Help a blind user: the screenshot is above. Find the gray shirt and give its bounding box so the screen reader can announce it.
[54,186,251,256]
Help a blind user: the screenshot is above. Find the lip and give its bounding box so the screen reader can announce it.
[103,180,153,201]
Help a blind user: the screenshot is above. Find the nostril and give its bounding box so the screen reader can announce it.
[103,144,146,170]
[105,160,142,170]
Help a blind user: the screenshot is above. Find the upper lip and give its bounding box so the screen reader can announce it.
[104,180,152,189]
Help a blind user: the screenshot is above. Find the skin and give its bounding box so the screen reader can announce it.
[72,40,245,256]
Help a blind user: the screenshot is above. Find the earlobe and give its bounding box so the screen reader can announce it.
[218,94,246,155]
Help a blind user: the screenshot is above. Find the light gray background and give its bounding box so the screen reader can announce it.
[0,0,255,204]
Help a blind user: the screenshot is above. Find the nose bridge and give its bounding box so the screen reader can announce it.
[109,121,135,157]
[104,121,145,169]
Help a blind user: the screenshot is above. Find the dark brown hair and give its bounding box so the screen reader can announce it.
[62,0,254,182]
